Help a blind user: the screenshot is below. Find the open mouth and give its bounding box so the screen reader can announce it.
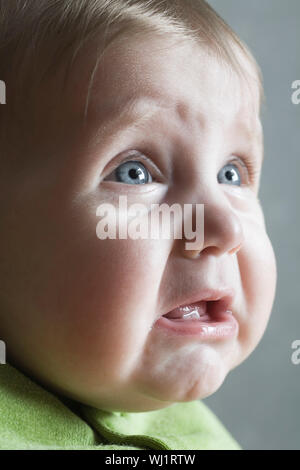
[162,298,232,322]
[155,295,238,339]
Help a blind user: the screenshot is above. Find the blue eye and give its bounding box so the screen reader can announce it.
[217,163,242,186]
[108,160,153,185]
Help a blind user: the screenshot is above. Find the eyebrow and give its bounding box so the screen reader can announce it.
[92,94,264,163]
[102,95,169,133]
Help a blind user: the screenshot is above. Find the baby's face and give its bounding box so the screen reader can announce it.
[0,35,277,411]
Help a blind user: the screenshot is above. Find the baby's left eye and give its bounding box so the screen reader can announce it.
[217,160,247,186]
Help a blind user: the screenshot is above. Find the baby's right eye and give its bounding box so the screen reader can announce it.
[104,160,153,185]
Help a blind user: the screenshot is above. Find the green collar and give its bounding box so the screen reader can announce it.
[0,363,241,450]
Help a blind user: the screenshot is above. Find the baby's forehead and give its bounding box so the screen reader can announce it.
[78,36,262,147]
[37,34,262,168]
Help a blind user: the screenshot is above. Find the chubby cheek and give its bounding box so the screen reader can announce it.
[222,188,277,365]
[235,224,277,365]
[49,231,168,384]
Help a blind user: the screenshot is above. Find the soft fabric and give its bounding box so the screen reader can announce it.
[0,363,241,450]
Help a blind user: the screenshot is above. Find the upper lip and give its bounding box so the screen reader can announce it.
[161,287,235,318]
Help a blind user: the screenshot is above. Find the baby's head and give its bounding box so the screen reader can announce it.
[0,0,276,412]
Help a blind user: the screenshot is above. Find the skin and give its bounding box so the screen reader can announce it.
[0,34,277,412]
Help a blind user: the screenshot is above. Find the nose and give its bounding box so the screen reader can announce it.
[182,198,245,260]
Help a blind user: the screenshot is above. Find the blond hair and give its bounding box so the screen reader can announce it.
[0,0,263,131]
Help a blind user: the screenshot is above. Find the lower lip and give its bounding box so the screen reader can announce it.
[154,311,238,340]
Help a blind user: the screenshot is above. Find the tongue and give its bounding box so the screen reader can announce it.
[164,301,207,319]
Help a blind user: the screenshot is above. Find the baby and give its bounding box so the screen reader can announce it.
[0,0,277,450]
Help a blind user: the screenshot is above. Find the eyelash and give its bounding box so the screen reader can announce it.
[104,151,163,182]
[105,150,259,186]
[227,155,259,186]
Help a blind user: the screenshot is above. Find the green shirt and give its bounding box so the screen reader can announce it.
[0,363,241,450]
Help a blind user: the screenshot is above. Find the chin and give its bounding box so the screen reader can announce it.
[142,371,228,409]
[177,364,229,402]
[184,377,226,402]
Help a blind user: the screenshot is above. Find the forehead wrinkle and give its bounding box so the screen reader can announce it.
[233,113,264,163]
[88,89,263,165]
[90,91,210,142]
[164,93,263,165]
[87,94,169,143]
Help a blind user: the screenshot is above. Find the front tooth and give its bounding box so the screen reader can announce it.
[182,309,200,320]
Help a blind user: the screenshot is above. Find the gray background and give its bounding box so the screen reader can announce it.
[203,0,300,450]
